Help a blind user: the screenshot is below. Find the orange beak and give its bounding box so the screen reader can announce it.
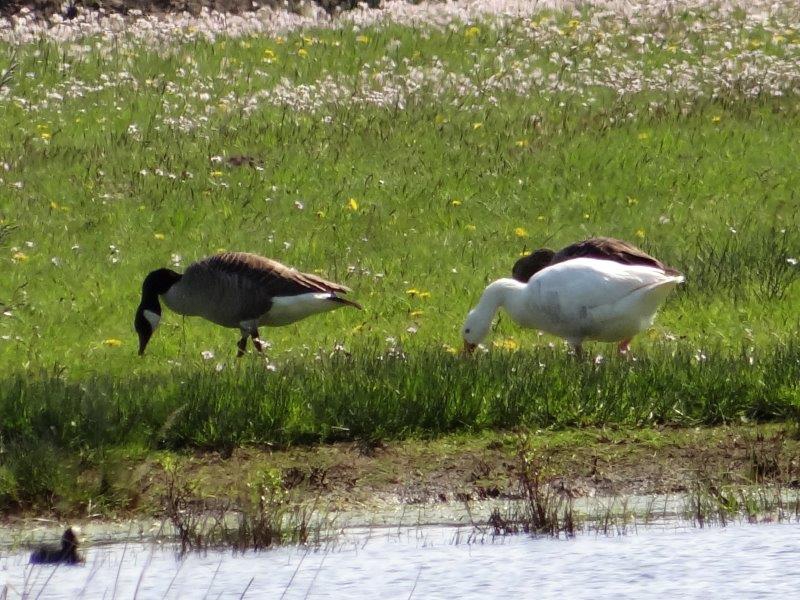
[462,341,477,356]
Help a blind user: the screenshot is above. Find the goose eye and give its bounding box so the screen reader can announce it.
[465,328,471,334]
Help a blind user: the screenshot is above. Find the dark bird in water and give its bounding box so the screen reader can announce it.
[511,236,680,283]
[134,252,362,357]
[64,1,78,20]
[30,527,83,565]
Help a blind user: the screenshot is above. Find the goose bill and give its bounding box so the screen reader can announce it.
[138,330,152,356]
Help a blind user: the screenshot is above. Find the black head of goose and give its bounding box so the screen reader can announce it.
[29,527,83,565]
[511,237,680,283]
[134,252,361,356]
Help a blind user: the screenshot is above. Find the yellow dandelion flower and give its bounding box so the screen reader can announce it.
[154,233,166,240]
[567,19,580,28]
[410,310,424,317]
[451,199,462,207]
[346,198,359,211]
[537,215,545,221]
[773,34,785,43]
[711,115,722,123]
[216,247,227,253]
[465,26,480,39]
[276,36,285,45]
[493,338,519,351]
[514,227,528,238]
[263,49,276,62]
[635,229,646,240]
[472,122,483,130]
[465,224,477,231]
[40,132,51,140]
[210,171,223,177]
[50,201,60,210]
[443,344,459,355]
[434,114,449,126]
[583,213,590,219]
[297,48,309,58]
[356,34,370,44]
[627,196,638,205]
[667,45,678,53]
[12,251,28,263]
[515,139,529,147]
[103,338,123,347]
[406,289,431,299]
[637,132,650,140]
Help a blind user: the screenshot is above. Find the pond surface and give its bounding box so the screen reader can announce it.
[2,522,799,599]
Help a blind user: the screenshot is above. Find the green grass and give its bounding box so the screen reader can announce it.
[3,345,800,450]
[1,5,800,510]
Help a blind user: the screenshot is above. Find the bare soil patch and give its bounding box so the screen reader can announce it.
[112,424,800,517]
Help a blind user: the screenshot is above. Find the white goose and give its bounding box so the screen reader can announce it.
[462,257,684,355]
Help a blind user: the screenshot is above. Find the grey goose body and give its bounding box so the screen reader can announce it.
[511,237,679,284]
[135,252,361,356]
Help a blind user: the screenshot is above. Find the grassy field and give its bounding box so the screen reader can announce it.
[1,1,799,512]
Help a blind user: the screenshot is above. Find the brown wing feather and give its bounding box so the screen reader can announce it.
[552,237,681,274]
[552,238,655,267]
[512,237,681,281]
[200,252,353,296]
[511,248,556,282]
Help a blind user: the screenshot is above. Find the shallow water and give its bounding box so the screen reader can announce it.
[2,522,799,599]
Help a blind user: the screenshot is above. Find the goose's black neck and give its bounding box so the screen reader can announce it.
[139,268,182,311]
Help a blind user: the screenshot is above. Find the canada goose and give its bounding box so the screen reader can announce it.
[29,527,83,565]
[463,257,684,355]
[134,252,361,356]
[511,237,679,283]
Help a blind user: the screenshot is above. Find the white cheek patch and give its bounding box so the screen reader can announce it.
[143,310,161,330]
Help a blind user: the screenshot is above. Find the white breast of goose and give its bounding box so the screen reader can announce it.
[258,293,342,326]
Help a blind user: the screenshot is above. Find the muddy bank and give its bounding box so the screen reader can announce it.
[3,424,797,522]
[156,424,798,509]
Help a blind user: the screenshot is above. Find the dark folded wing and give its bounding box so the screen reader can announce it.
[198,252,352,294]
[187,252,354,321]
[511,248,556,282]
[552,237,681,275]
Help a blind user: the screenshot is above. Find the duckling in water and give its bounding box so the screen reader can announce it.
[29,527,84,565]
